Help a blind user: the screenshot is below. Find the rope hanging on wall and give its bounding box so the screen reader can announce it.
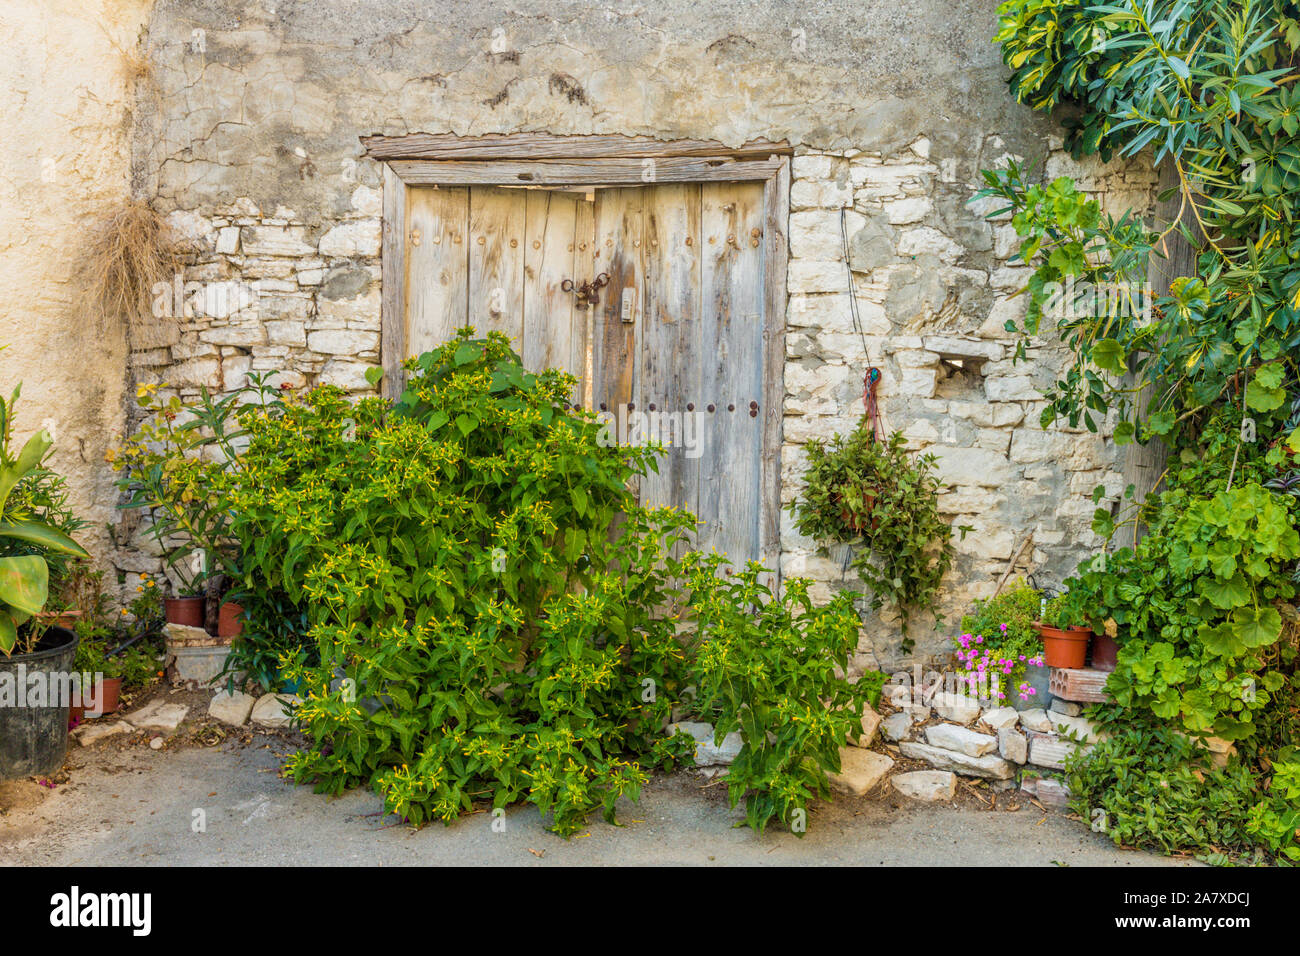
[840,208,886,443]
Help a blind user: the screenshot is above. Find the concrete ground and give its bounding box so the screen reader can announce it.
[1,733,1194,866]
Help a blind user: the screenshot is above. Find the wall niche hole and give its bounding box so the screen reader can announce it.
[934,356,987,400]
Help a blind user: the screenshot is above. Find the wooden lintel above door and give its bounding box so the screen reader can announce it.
[362,131,792,162]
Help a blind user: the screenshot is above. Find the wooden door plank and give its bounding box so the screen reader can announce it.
[381,164,409,398]
[639,183,702,548]
[592,187,642,418]
[760,160,790,580]
[468,187,526,345]
[406,186,469,358]
[522,190,579,386]
[698,182,766,570]
[574,197,595,410]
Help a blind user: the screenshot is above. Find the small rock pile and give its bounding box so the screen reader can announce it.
[208,690,300,729]
[73,690,304,748]
[662,687,1098,809]
[879,684,1099,807]
[72,697,193,747]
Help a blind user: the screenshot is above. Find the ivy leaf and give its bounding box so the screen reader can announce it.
[1147,409,1176,437]
[1197,571,1250,610]
[1245,380,1285,412]
[1200,621,1240,657]
[1233,605,1282,649]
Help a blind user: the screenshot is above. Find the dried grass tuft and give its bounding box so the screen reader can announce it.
[84,199,179,326]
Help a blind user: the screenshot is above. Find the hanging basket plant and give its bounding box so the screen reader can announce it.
[788,419,965,647]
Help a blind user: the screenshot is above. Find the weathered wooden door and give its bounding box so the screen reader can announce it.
[405,185,594,397]
[591,183,766,567]
[404,182,768,567]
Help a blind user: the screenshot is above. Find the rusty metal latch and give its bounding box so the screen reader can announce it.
[561,273,609,310]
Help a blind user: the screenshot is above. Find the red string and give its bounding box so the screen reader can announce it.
[863,368,882,443]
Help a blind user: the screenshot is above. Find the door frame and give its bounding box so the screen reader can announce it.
[362,131,792,572]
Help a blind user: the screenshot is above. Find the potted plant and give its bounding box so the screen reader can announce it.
[217,594,244,637]
[1034,592,1093,669]
[0,384,91,778]
[68,574,165,725]
[954,579,1048,708]
[788,420,967,647]
[110,382,250,630]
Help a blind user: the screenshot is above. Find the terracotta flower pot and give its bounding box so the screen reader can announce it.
[38,609,82,630]
[217,601,244,638]
[89,677,122,716]
[1089,632,1118,671]
[165,596,205,627]
[1035,623,1091,669]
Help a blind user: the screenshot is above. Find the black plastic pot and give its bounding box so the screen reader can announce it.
[0,626,79,779]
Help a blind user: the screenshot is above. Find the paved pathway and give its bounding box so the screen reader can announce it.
[0,738,1193,866]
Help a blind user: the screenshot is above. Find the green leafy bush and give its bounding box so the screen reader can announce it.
[685,558,884,833]
[984,0,1300,434]
[1039,589,1090,629]
[215,330,882,837]
[788,423,961,646]
[110,382,260,598]
[1246,759,1300,861]
[1092,483,1300,741]
[1066,717,1263,860]
[221,332,697,835]
[74,637,161,692]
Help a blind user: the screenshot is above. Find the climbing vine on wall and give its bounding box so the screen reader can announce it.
[981,0,1300,441]
[985,0,1300,862]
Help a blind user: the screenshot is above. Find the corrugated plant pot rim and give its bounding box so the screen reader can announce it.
[0,624,79,666]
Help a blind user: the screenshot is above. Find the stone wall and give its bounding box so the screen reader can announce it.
[0,0,153,572]
[120,0,1157,669]
[780,140,1156,670]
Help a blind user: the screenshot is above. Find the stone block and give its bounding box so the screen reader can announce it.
[251,693,299,729]
[998,727,1028,764]
[828,747,895,796]
[899,741,1015,780]
[890,770,956,801]
[932,691,982,725]
[924,723,997,757]
[209,690,255,726]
